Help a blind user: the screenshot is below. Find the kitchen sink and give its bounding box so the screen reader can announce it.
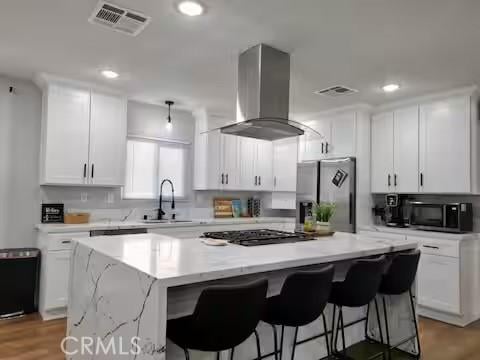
[142,219,193,224]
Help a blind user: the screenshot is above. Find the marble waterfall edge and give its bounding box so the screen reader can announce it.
[67,242,166,360]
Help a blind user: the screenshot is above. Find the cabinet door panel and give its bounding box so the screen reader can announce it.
[419,96,470,193]
[43,86,90,184]
[330,112,356,157]
[300,119,330,161]
[273,138,298,192]
[417,253,460,314]
[371,112,394,192]
[89,92,127,186]
[221,134,239,189]
[45,251,71,309]
[256,140,273,191]
[393,106,419,193]
[239,137,256,190]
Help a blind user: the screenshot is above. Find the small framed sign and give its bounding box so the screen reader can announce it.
[41,203,64,223]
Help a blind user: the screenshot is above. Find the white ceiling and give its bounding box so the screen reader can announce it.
[2,0,480,119]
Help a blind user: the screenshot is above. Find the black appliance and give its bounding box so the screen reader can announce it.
[385,194,410,228]
[202,229,313,247]
[410,202,473,233]
[0,248,41,319]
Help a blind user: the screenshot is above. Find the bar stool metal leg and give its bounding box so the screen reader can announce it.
[331,304,337,352]
[183,349,190,360]
[382,296,392,360]
[339,307,347,356]
[280,325,285,360]
[216,351,220,360]
[290,327,299,360]
[254,329,262,360]
[321,312,331,356]
[230,348,235,360]
[409,289,421,359]
[270,324,279,360]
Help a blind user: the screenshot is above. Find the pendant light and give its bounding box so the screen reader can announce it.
[165,100,174,130]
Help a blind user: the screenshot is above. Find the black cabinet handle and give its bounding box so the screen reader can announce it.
[321,143,324,154]
[394,174,397,186]
[61,240,71,244]
[254,176,258,186]
[258,176,261,186]
[226,174,228,185]
[325,142,329,154]
[83,164,87,178]
[420,172,424,187]
[91,164,94,179]
[422,245,439,250]
[388,174,391,187]
[221,173,224,184]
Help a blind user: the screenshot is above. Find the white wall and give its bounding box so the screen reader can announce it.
[0,76,41,249]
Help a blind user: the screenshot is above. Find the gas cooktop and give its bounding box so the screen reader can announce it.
[202,229,313,247]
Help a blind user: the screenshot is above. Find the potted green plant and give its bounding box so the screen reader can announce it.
[312,202,336,232]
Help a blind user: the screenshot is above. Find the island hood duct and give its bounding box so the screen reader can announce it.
[219,44,306,141]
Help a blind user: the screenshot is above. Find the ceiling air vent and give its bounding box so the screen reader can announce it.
[314,85,359,97]
[88,1,151,36]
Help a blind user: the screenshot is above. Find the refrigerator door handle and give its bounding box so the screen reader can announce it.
[349,192,354,225]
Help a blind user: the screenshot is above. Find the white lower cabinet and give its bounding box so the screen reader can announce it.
[417,253,460,314]
[38,231,89,320]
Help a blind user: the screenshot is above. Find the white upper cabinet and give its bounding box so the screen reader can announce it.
[394,106,419,193]
[273,138,298,192]
[371,111,394,193]
[220,134,240,190]
[239,138,273,191]
[372,106,419,193]
[330,112,356,157]
[40,84,127,186]
[89,92,127,186]
[41,85,91,185]
[299,110,357,161]
[419,96,470,193]
[255,140,273,191]
[371,88,479,194]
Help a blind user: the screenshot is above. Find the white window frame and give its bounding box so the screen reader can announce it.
[123,136,192,201]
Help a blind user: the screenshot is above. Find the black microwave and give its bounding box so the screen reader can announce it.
[410,202,473,233]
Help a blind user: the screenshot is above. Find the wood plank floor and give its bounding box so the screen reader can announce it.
[0,315,479,359]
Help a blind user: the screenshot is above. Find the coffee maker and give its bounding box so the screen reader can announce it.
[384,194,410,227]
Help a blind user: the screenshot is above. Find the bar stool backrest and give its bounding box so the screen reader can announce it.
[191,278,268,350]
[340,255,386,307]
[380,250,421,295]
[278,265,335,327]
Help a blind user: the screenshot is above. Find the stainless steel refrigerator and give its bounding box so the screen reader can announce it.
[296,157,356,233]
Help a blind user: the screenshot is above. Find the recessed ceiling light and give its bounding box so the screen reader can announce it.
[101,69,119,79]
[382,83,400,93]
[177,1,204,16]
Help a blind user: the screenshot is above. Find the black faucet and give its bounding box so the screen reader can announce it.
[158,179,175,220]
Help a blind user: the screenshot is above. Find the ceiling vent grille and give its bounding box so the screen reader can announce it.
[88,1,151,36]
[314,85,358,97]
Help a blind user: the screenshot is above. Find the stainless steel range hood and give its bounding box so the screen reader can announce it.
[219,44,305,141]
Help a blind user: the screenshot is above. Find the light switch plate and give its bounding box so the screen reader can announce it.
[81,192,88,202]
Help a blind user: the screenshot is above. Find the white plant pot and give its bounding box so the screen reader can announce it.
[316,221,331,232]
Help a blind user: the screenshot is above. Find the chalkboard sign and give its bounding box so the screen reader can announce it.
[41,204,64,223]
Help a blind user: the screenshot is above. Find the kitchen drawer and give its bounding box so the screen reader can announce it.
[47,232,90,251]
[409,236,460,258]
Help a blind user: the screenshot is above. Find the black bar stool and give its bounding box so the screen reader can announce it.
[167,278,268,360]
[261,265,335,360]
[375,250,421,359]
[329,255,387,358]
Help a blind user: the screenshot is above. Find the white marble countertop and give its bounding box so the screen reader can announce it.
[359,225,478,241]
[36,217,295,233]
[73,232,418,287]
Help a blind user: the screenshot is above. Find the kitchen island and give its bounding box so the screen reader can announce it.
[67,232,418,360]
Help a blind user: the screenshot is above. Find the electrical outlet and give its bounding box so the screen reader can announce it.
[107,192,115,204]
[81,192,88,202]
